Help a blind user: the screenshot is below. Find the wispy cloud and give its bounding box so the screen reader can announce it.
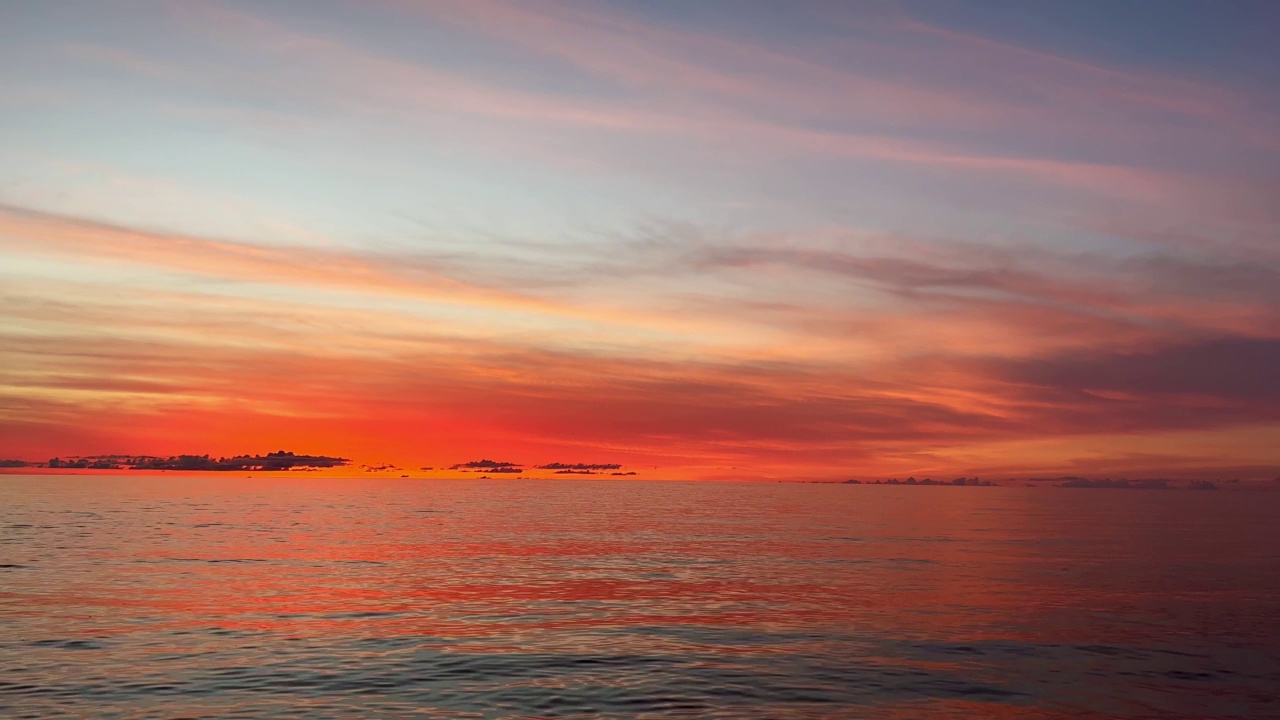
[56,0,1269,212]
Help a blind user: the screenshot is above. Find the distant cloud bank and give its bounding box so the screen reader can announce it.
[28,451,350,471]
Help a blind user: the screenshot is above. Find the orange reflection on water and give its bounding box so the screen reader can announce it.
[2,475,1277,719]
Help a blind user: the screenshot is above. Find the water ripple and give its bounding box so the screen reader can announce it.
[1,476,1277,719]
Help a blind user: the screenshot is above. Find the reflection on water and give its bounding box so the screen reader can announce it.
[1,476,1277,719]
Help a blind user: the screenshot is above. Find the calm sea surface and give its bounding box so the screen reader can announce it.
[1,476,1277,719]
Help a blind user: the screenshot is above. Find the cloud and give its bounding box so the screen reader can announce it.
[0,203,563,318]
[422,225,1277,362]
[989,337,1280,402]
[448,459,522,473]
[537,462,622,470]
[0,203,734,351]
[3,208,1277,481]
[42,451,350,471]
[414,0,1276,147]
[361,463,402,472]
[4,322,1278,478]
[1056,477,1171,489]
[73,0,1269,210]
[892,15,1280,150]
[369,0,1280,216]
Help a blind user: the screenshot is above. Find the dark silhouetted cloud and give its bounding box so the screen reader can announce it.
[450,459,521,470]
[27,452,350,471]
[538,462,623,470]
[361,463,401,472]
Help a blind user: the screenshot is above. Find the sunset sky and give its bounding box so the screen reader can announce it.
[1,0,1278,480]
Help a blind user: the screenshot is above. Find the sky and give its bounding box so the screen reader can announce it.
[1,0,1278,480]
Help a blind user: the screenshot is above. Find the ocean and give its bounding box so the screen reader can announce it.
[2,476,1277,719]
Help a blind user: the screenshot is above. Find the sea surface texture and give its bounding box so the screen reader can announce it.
[1,476,1277,719]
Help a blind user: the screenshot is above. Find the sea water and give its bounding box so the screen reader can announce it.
[1,476,1277,718]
